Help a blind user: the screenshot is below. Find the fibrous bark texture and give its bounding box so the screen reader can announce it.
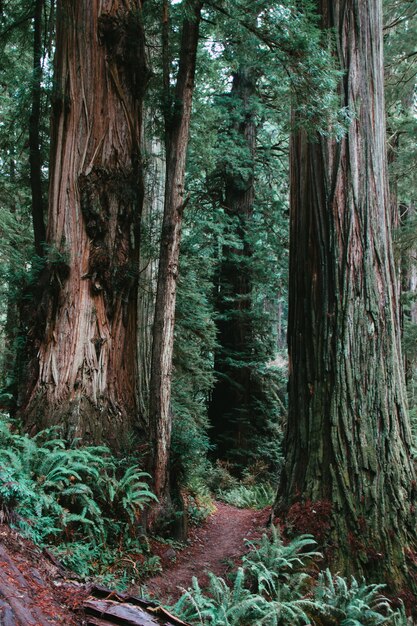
[22,0,148,446]
[278,0,417,587]
[148,0,202,515]
[137,122,165,429]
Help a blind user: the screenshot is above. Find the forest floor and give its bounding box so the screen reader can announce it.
[0,503,270,624]
[146,501,271,604]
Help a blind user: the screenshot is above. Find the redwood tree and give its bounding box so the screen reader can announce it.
[22,0,149,445]
[277,0,417,588]
[148,0,202,516]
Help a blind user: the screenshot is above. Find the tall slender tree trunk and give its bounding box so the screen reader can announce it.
[21,0,149,446]
[209,67,257,464]
[277,0,417,589]
[148,0,202,519]
[29,0,46,257]
[137,122,165,427]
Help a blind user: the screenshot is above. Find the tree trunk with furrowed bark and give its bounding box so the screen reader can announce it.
[148,0,202,522]
[21,0,149,446]
[276,0,417,591]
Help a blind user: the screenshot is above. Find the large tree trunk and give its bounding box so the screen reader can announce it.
[209,67,257,465]
[148,0,202,519]
[277,0,417,589]
[22,0,148,446]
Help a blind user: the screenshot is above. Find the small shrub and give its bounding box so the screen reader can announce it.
[217,483,274,509]
[0,415,158,584]
[312,569,394,625]
[207,460,239,493]
[187,493,215,526]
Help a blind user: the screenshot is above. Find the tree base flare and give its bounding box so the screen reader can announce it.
[273,497,417,607]
[21,392,138,450]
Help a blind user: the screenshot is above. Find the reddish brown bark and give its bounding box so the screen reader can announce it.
[22,0,148,446]
[148,0,202,518]
[277,0,417,588]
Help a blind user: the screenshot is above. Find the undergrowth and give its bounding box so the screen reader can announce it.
[217,483,275,510]
[172,527,409,626]
[0,415,158,586]
[208,457,276,510]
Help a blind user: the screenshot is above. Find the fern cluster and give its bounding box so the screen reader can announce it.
[217,483,275,510]
[173,527,408,626]
[0,415,157,582]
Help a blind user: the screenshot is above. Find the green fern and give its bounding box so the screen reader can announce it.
[0,415,156,552]
[172,527,408,626]
[243,525,320,580]
[173,568,267,625]
[312,569,393,625]
[388,604,410,626]
[217,483,275,509]
[105,465,158,528]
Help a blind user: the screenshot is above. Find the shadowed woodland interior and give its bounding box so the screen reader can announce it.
[0,0,417,624]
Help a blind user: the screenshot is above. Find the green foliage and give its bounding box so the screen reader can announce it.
[0,0,54,398]
[105,464,157,529]
[185,482,216,526]
[312,569,393,625]
[52,540,162,586]
[171,228,217,487]
[243,526,319,581]
[0,415,157,582]
[173,568,267,625]
[217,483,275,510]
[173,527,406,626]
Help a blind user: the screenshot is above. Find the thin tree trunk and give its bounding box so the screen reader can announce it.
[148,0,202,519]
[21,0,149,446]
[29,0,46,257]
[137,121,165,427]
[277,0,417,589]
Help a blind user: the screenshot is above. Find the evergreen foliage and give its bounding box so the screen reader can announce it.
[217,483,275,510]
[172,528,408,626]
[0,0,53,406]
[0,0,416,613]
[0,415,158,582]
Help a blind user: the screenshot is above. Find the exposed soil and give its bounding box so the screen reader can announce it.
[0,524,80,625]
[0,503,270,623]
[146,502,271,604]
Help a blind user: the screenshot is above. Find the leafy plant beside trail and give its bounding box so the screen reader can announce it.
[0,414,158,584]
[217,483,275,510]
[172,527,408,626]
[208,458,277,511]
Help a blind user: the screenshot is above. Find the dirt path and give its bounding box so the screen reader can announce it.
[146,502,271,605]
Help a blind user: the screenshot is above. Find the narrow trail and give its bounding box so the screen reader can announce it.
[146,502,271,605]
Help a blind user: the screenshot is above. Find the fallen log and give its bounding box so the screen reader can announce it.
[0,525,191,626]
[0,527,78,625]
